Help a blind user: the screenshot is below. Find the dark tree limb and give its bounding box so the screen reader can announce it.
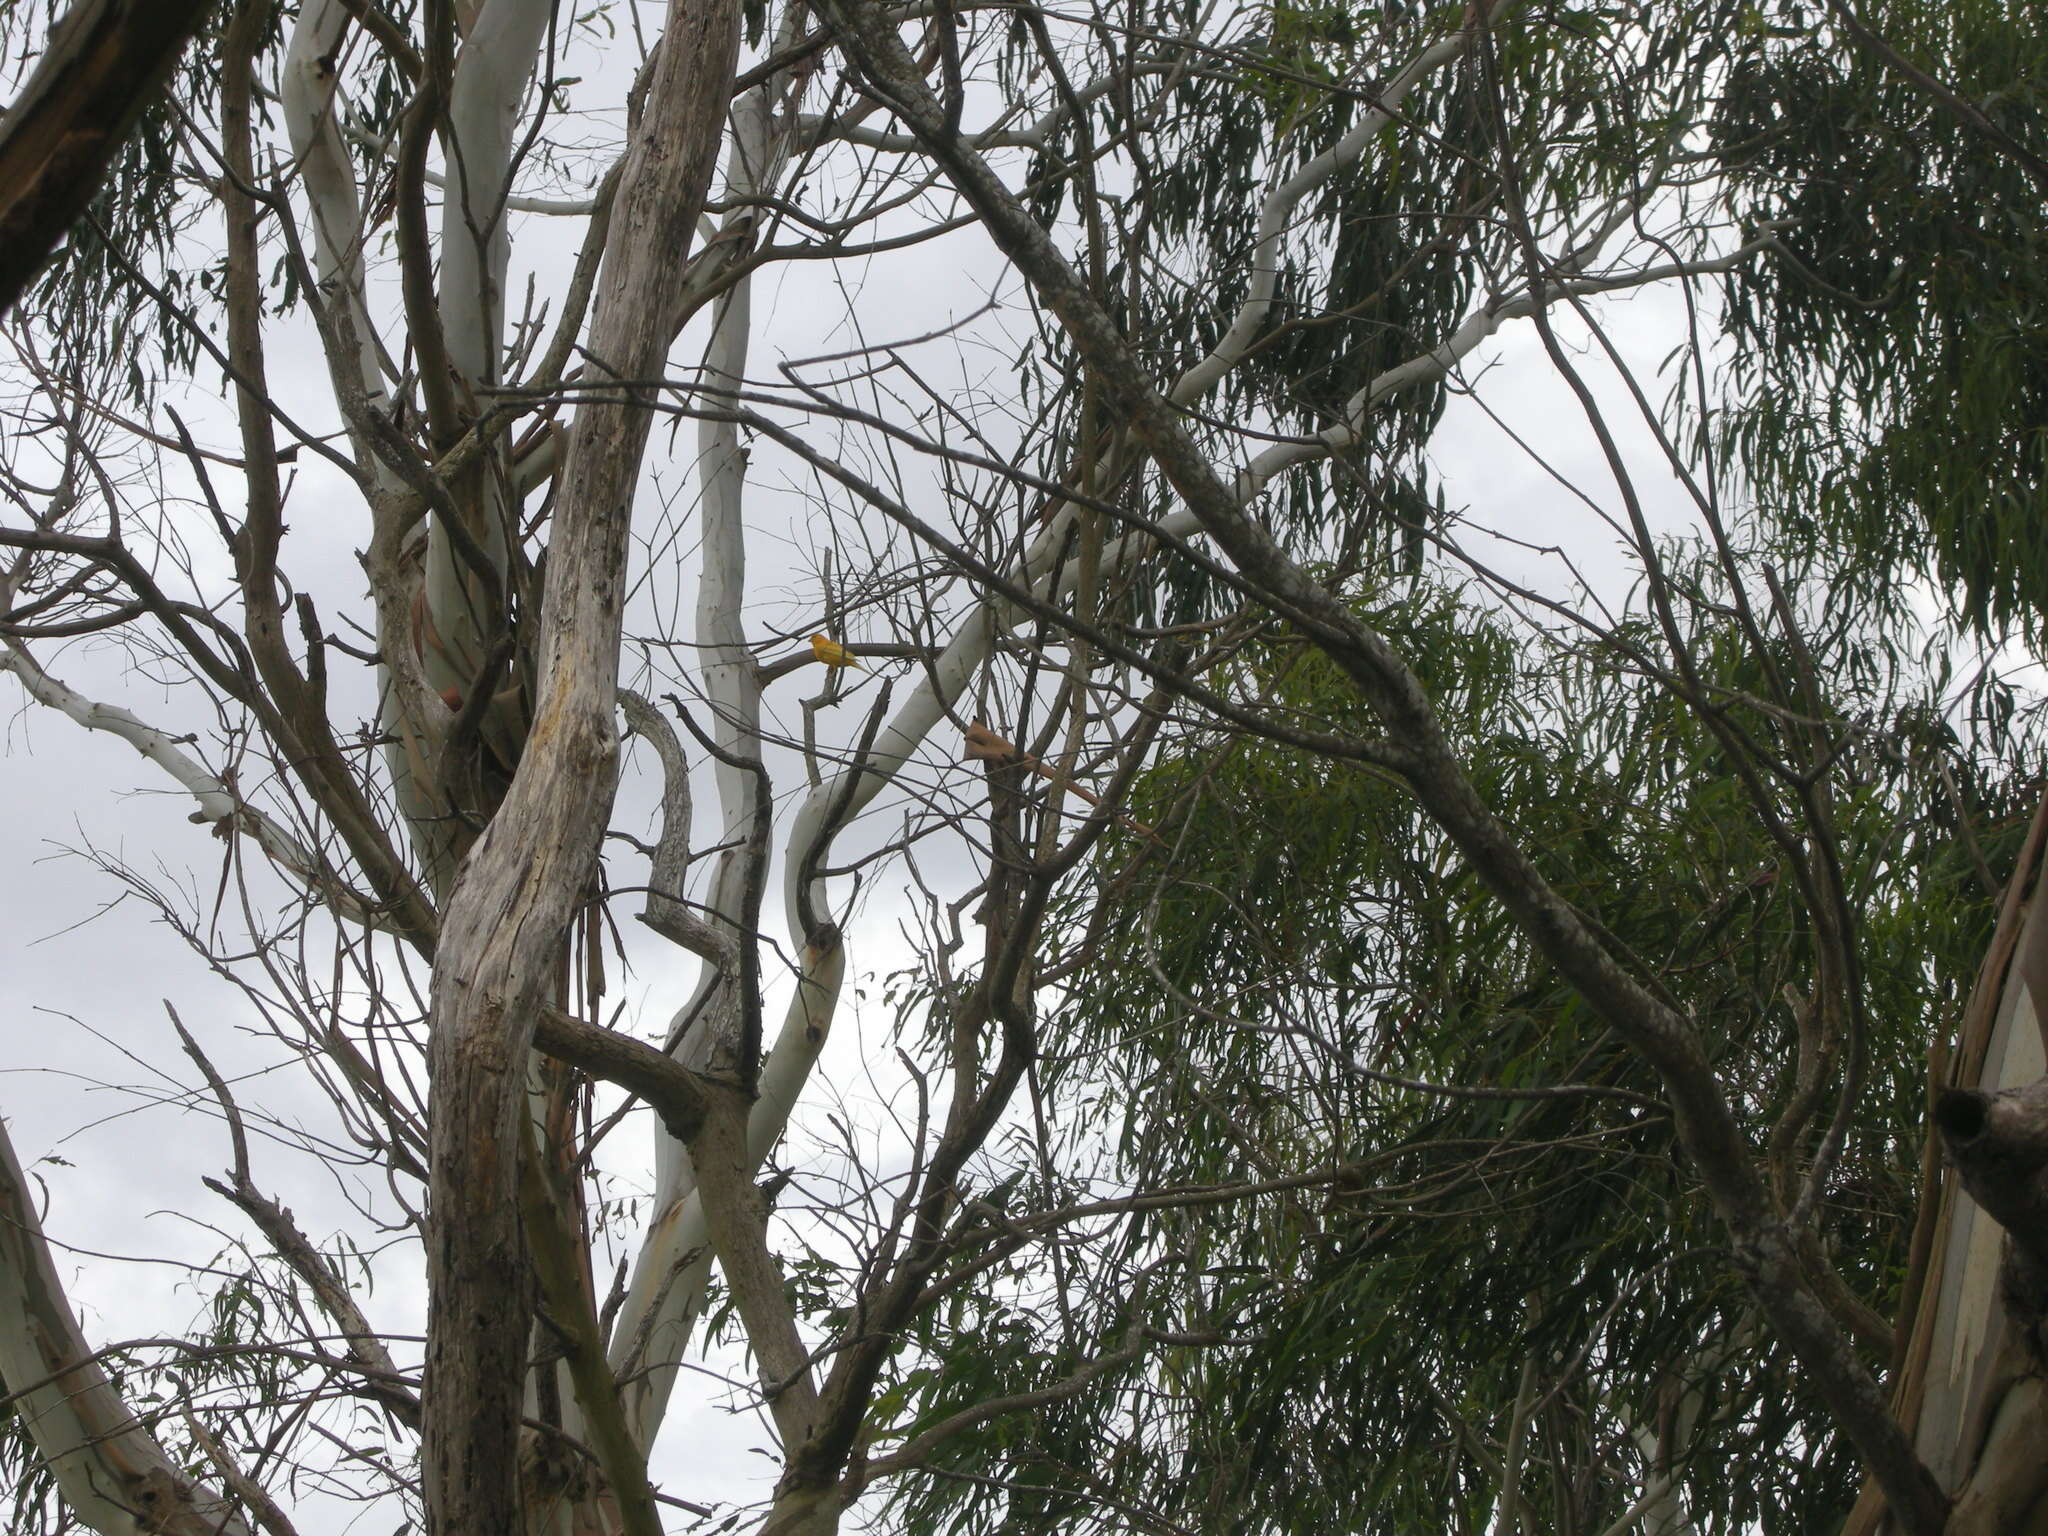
[0,0,212,314]
[533,1006,710,1144]
[1937,1077,2048,1325]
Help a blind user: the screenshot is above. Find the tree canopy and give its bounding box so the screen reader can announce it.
[0,1,2044,1534]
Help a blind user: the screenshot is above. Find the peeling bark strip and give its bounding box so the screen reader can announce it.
[0,0,211,315]
[419,0,743,1531]
[0,1118,253,1536]
[817,5,1949,1531]
[1842,790,2048,1536]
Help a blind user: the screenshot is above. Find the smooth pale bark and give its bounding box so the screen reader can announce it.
[611,949,841,1446]
[690,1091,821,1446]
[439,0,553,395]
[607,36,808,1446]
[220,0,441,952]
[419,0,741,1530]
[280,2,396,437]
[420,0,553,713]
[0,642,382,921]
[1166,32,1469,405]
[0,1117,254,1536]
[279,2,468,892]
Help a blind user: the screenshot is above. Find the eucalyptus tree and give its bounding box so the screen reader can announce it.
[1715,0,2048,641]
[1705,7,2048,1527]
[0,3,2038,1536]
[956,558,2043,1536]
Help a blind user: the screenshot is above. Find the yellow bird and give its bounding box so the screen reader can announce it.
[809,632,865,671]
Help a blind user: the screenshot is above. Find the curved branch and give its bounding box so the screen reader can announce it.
[0,640,385,928]
[0,1115,255,1536]
[1167,31,1470,406]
